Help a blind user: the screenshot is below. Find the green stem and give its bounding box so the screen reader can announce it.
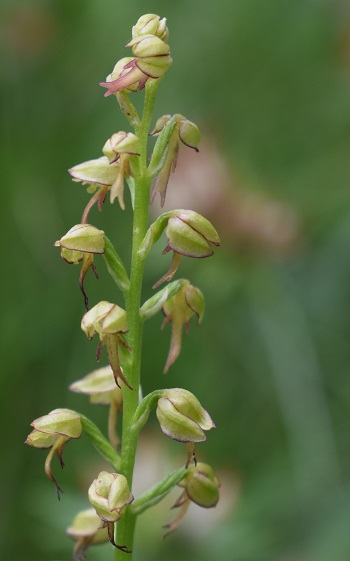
[131,467,187,515]
[114,79,159,560]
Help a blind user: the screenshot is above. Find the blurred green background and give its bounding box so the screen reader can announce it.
[1,0,350,560]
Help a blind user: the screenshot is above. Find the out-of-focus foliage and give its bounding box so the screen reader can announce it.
[1,0,350,560]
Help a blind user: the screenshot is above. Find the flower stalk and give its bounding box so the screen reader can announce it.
[26,14,220,561]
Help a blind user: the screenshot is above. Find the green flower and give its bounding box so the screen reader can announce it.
[25,409,82,498]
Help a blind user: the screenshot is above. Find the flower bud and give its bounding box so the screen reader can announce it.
[150,114,172,135]
[81,302,131,389]
[88,471,133,523]
[179,463,220,508]
[100,36,172,97]
[25,409,82,498]
[67,508,109,561]
[150,210,220,288]
[161,280,204,372]
[177,118,201,150]
[127,34,170,58]
[132,14,169,42]
[81,301,128,340]
[102,132,140,164]
[150,113,200,151]
[166,210,220,258]
[156,388,215,443]
[164,463,219,536]
[136,53,173,80]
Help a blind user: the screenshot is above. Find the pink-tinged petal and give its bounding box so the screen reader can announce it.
[100,63,146,96]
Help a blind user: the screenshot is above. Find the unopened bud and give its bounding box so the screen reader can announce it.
[156,388,215,443]
[180,463,220,508]
[132,14,169,42]
[102,132,140,164]
[127,34,170,59]
[150,114,200,151]
[165,463,220,536]
[177,118,201,150]
[166,210,220,258]
[149,210,220,288]
[88,471,133,523]
[81,301,128,340]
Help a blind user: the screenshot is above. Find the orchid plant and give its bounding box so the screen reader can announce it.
[26,14,220,561]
